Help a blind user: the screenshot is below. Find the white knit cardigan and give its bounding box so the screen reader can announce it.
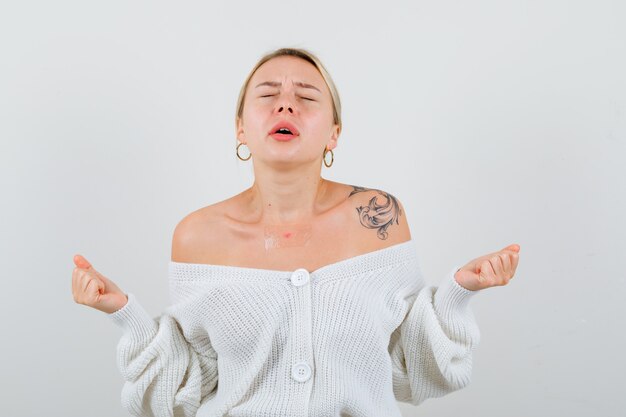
[108,239,480,417]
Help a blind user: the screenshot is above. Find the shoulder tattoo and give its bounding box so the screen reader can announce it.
[348,185,402,240]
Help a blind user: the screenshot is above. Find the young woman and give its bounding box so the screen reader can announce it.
[72,47,520,417]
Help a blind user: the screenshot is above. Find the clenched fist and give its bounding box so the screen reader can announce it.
[71,254,128,314]
[454,244,521,291]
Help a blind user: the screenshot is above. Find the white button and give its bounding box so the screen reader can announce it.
[290,268,310,286]
[292,361,312,382]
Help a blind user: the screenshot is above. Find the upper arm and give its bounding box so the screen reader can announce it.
[392,194,412,241]
[171,206,227,263]
[347,185,412,244]
[171,213,199,263]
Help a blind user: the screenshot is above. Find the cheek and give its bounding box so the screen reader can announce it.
[308,111,334,132]
[242,106,265,128]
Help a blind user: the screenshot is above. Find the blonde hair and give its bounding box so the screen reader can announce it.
[235,47,342,142]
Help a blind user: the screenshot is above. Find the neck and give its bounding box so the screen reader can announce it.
[244,165,329,225]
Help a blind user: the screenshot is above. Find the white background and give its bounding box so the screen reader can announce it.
[1,1,624,416]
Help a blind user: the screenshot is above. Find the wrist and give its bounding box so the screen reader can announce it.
[454,268,479,292]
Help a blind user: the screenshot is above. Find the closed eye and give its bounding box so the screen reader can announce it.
[259,95,314,101]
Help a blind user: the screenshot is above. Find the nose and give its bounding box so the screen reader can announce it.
[275,95,295,115]
[276,105,294,114]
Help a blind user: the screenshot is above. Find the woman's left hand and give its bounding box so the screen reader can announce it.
[454,244,520,291]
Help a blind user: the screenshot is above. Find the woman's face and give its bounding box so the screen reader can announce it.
[237,55,339,165]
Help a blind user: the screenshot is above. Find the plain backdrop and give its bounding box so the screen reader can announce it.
[1,1,624,416]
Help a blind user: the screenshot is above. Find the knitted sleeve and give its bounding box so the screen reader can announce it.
[107,292,218,417]
[388,265,481,406]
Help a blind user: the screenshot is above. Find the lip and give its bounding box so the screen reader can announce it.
[269,120,300,137]
[270,132,297,141]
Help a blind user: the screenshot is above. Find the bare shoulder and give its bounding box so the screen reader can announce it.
[170,203,228,263]
[338,182,412,248]
[170,183,412,263]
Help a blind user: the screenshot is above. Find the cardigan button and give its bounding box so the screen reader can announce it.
[290,268,310,286]
[291,361,312,382]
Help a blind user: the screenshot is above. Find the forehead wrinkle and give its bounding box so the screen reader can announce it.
[254,80,321,93]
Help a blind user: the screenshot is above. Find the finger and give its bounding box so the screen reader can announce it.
[93,269,108,285]
[72,268,84,300]
[500,252,511,277]
[497,253,511,285]
[72,269,85,302]
[79,273,88,294]
[80,273,94,294]
[72,268,78,299]
[479,259,496,285]
[491,254,506,285]
[85,278,102,301]
[500,253,513,283]
[502,243,520,252]
[74,254,92,270]
[511,252,519,272]
[494,252,508,285]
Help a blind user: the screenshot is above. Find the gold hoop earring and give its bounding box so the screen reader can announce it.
[323,148,334,167]
[236,142,252,161]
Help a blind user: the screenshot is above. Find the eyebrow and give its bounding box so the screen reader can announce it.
[254,81,321,93]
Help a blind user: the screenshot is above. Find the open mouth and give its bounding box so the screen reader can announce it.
[270,130,297,141]
[269,121,300,138]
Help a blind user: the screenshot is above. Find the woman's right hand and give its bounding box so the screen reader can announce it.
[72,254,128,314]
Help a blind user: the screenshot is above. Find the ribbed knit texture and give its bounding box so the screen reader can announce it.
[108,239,480,417]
